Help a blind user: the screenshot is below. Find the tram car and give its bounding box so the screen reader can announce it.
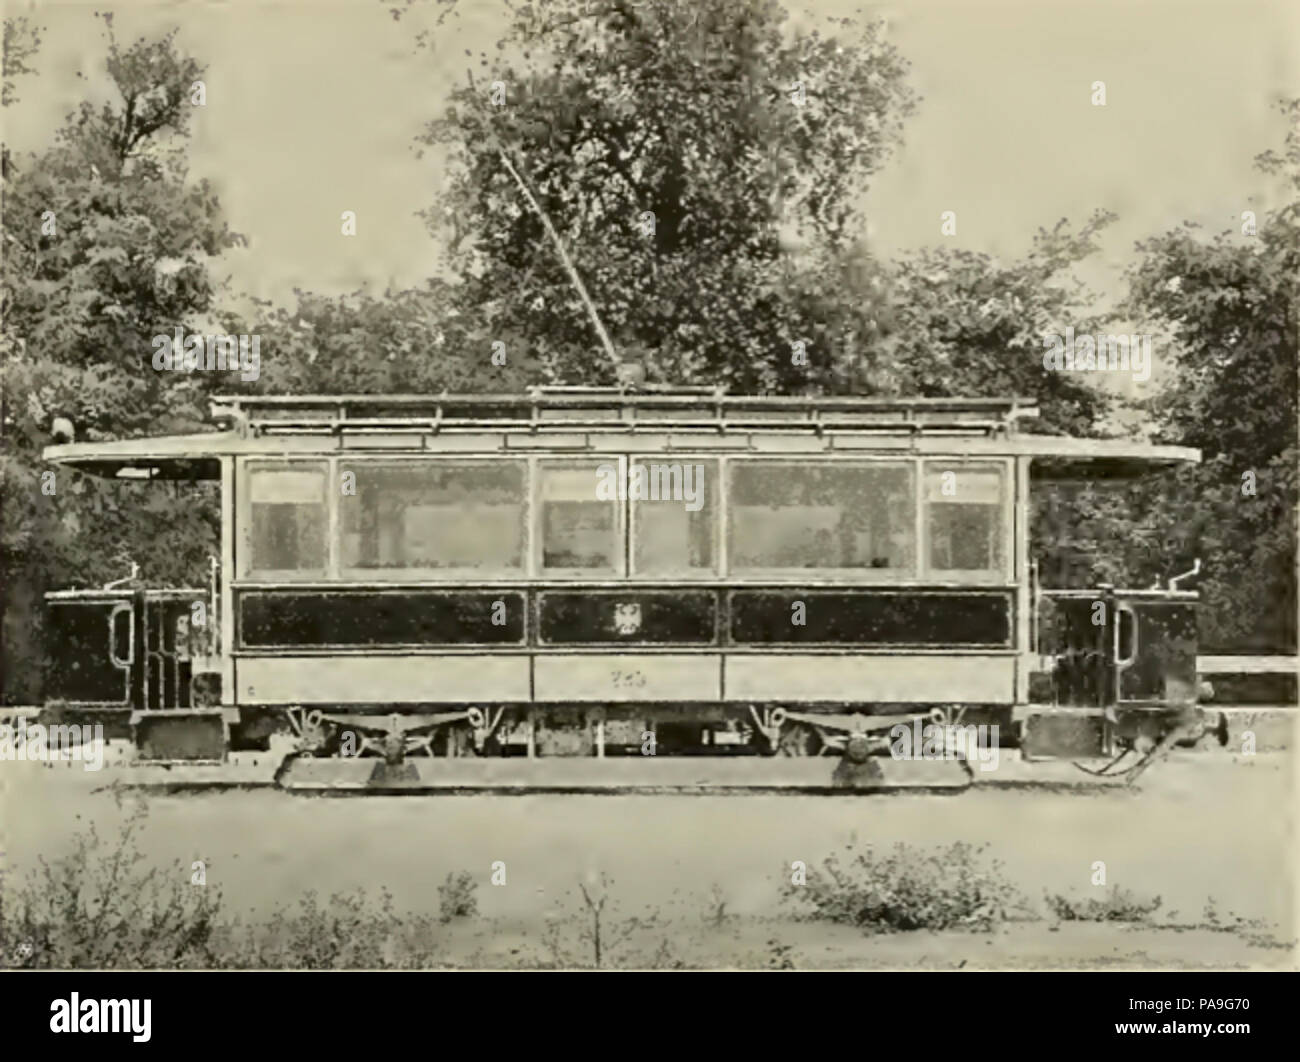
[39,387,1220,786]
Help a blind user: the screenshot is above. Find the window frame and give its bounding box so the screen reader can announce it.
[234,452,1017,586]
[335,456,531,582]
[239,460,331,582]
[534,456,627,579]
[723,456,921,581]
[628,455,721,580]
[919,458,1014,584]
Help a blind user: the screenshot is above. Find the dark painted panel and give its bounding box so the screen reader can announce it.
[729,591,1011,646]
[1047,594,1200,708]
[45,600,132,704]
[1119,601,1198,704]
[539,591,716,644]
[135,714,227,761]
[240,591,526,647]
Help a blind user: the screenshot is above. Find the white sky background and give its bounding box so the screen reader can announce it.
[4,0,1297,341]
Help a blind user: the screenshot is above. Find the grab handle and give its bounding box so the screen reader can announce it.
[108,603,135,670]
[1113,604,1138,669]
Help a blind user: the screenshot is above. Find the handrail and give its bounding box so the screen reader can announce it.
[246,415,1012,436]
[213,392,1040,417]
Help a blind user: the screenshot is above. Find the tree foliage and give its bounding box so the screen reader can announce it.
[237,284,537,396]
[1,22,237,698]
[2,16,43,107]
[1117,98,1299,649]
[1033,100,1298,651]
[878,212,1118,434]
[422,0,917,390]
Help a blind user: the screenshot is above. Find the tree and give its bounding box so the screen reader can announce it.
[1,21,240,701]
[419,0,917,390]
[1114,100,1298,651]
[876,211,1118,434]
[235,282,538,396]
[2,16,43,107]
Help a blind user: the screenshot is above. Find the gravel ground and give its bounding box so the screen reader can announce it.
[1,743,1294,968]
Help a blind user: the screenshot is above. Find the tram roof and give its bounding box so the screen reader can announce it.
[43,389,1199,480]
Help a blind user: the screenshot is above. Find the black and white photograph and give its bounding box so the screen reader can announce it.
[0,0,1296,1002]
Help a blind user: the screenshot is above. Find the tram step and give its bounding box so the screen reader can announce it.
[275,755,974,792]
[131,710,228,762]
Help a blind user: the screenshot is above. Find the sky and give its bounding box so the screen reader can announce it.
[4,0,1297,318]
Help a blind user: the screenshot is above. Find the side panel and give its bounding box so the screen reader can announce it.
[43,597,135,705]
[725,653,1016,703]
[235,654,531,704]
[227,450,1024,714]
[533,653,721,701]
[538,591,716,644]
[1045,591,1198,709]
[729,591,1011,646]
[1117,599,1198,706]
[232,651,1014,706]
[240,590,526,646]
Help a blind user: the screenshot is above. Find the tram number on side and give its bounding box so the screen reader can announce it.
[610,668,647,690]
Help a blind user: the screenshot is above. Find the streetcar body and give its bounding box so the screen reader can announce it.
[41,388,1204,780]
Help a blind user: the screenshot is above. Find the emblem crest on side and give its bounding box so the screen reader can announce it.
[613,602,642,636]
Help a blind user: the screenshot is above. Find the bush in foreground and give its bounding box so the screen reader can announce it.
[781,840,1026,933]
[438,871,479,923]
[1044,886,1163,923]
[0,805,222,969]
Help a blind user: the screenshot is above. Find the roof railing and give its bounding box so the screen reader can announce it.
[209,392,1040,439]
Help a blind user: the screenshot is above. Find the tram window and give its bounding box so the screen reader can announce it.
[924,464,1007,579]
[728,461,915,574]
[341,461,525,574]
[247,464,327,575]
[540,462,620,574]
[632,459,718,575]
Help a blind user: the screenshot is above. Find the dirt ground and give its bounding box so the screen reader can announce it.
[422,917,1292,970]
[1,742,1295,968]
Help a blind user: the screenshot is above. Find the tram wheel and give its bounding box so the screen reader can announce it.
[777,722,822,757]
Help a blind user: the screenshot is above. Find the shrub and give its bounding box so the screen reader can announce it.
[438,871,479,923]
[539,873,688,969]
[0,803,222,969]
[233,887,437,969]
[1044,886,1162,923]
[0,804,439,970]
[780,840,1024,933]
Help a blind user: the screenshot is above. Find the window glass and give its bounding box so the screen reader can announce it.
[924,464,1007,578]
[247,465,327,574]
[540,462,620,573]
[728,462,915,573]
[632,459,718,575]
[341,462,525,573]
